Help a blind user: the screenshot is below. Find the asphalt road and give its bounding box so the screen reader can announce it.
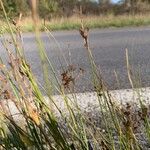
[1,27,150,92]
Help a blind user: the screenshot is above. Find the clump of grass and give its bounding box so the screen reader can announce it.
[0,0,150,150]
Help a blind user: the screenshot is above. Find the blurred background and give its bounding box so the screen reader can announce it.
[1,0,150,20]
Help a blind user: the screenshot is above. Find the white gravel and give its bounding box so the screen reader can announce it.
[1,87,150,119]
[52,87,150,110]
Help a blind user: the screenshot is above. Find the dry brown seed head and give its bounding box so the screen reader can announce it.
[79,27,89,48]
[27,104,40,126]
[61,70,75,89]
[3,90,11,99]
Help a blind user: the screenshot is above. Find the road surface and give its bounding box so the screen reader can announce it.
[1,27,150,92]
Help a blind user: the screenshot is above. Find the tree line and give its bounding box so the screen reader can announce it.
[0,0,150,19]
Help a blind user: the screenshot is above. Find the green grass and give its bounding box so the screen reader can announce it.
[1,14,150,33]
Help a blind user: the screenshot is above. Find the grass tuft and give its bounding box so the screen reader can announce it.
[0,0,150,149]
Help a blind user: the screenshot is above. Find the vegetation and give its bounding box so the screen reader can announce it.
[1,14,150,33]
[1,0,150,19]
[15,14,150,31]
[1,0,150,32]
[0,0,150,150]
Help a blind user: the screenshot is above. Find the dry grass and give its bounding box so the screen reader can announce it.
[1,14,150,33]
[0,1,150,149]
